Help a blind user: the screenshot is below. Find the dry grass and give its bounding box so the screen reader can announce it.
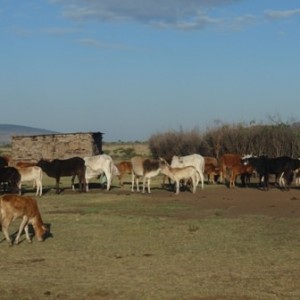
[103,142,150,161]
[0,177,299,300]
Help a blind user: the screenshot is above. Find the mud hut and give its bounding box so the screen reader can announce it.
[11,132,103,163]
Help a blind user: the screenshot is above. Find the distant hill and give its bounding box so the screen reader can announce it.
[0,124,58,145]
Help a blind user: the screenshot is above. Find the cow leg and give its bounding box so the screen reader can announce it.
[14,215,29,245]
[24,224,32,243]
[1,217,13,245]
[175,180,180,194]
[229,172,234,188]
[55,177,60,194]
[37,179,43,196]
[147,178,151,193]
[18,182,22,195]
[105,172,112,191]
[136,177,140,192]
[199,171,204,190]
[78,175,82,192]
[264,173,269,190]
[71,175,76,191]
[219,166,225,184]
[131,173,135,192]
[80,173,86,192]
[192,177,196,193]
[142,177,147,193]
[85,179,90,192]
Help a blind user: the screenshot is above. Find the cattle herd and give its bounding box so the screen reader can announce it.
[1,152,300,245]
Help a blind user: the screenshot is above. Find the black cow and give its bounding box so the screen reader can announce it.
[0,156,9,168]
[242,156,294,190]
[37,157,86,194]
[0,167,21,194]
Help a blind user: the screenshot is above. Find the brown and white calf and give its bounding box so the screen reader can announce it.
[131,156,162,193]
[171,154,205,190]
[17,166,43,196]
[0,194,47,246]
[159,158,200,194]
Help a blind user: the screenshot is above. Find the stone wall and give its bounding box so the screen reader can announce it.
[11,132,103,163]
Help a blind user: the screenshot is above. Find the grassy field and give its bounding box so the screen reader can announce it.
[0,145,299,299]
[0,172,299,300]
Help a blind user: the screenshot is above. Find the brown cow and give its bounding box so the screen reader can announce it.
[115,161,132,186]
[229,163,254,188]
[204,163,220,184]
[204,157,219,184]
[218,153,242,184]
[0,194,48,245]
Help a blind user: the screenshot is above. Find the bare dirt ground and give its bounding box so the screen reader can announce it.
[113,180,300,220]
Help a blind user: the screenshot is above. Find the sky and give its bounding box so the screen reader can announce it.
[1,0,300,142]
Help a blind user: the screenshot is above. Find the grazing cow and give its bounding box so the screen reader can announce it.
[0,194,48,245]
[17,166,43,196]
[171,154,205,190]
[37,157,86,194]
[115,161,132,186]
[159,158,199,194]
[218,153,242,184]
[83,154,115,191]
[229,163,254,188]
[0,167,20,194]
[131,156,161,193]
[242,155,294,190]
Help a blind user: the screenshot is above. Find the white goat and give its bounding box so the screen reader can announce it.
[159,158,199,194]
[171,154,205,190]
[131,156,161,193]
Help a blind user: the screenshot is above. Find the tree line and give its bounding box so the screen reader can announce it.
[148,122,300,161]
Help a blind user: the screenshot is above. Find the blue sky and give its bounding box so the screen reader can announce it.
[1,0,300,141]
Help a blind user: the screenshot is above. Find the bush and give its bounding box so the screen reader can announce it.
[149,122,300,159]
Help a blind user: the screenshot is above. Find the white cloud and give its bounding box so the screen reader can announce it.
[50,0,242,30]
[49,1,300,32]
[265,8,300,20]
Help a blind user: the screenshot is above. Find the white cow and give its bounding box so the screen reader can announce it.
[84,154,115,191]
[171,154,205,190]
[17,166,43,196]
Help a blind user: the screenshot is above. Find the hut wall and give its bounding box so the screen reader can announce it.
[11,132,103,163]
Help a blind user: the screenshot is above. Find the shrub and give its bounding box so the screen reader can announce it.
[149,122,300,159]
